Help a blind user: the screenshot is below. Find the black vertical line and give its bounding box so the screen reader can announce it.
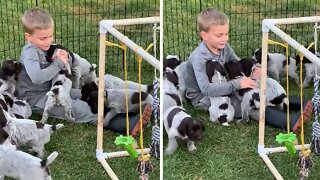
[5,1,11,58]
[72,0,74,52]
[0,2,4,58]
[53,0,57,43]
[60,0,62,45]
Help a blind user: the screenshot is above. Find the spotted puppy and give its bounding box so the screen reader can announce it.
[163,67,182,113]
[0,106,64,157]
[295,47,320,87]
[253,48,299,85]
[11,98,32,119]
[0,59,22,96]
[163,106,204,155]
[81,82,153,126]
[0,128,58,180]
[164,55,187,101]
[225,60,287,122]
[104,74,152,93]
[206,60,235,126]
[163,55,181,71]
[41,70,74,123]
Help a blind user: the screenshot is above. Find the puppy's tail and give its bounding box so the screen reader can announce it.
[41,151,59,167]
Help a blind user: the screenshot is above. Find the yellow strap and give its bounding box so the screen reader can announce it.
[136,43,153,161]
[268,39,290,133]
[296,42,315,56]
[105,40,130,136]
[123,45,129,136]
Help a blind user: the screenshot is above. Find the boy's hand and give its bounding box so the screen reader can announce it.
[251,67,262,80]
[240,77,259,89]
[56,49,69,64]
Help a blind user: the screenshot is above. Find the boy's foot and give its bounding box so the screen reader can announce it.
[131,104,153,136]
[291,100,313,133]
[265,99,313,132]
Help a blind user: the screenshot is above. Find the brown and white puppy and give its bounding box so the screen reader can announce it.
[163,106,204,155]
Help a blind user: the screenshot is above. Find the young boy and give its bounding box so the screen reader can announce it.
[185,8,313,132]
[16,7,149,135]
[185,8,260,118]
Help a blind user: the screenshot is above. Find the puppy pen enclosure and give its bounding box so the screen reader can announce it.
[164,0,320,59]
[0,1,160,179]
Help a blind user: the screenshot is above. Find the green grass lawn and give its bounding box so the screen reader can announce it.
[164,0,320,179]
[0,0,160,179]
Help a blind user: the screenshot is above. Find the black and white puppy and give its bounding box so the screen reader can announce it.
[0,59,22,96]
[163,106,204,155]
[0,106,64,157]
[0,128,58,180]
[47,44,82,89]
[104,74,152,93]
[225,59,287,122]
[164,55,187,102]
[253,48,299,85]
[163,67,182,113]
[206,60,235,126]
[296,47,320,87]
[163,55,181,71]
[81,82,153,126]
[73,53,98,88]
[11,98,32,119]
[41,70,74,123]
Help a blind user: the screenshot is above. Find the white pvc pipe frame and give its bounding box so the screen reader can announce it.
[258,16,320,180]
[96,17,160,180]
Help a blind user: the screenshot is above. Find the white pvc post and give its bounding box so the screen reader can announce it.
[101,17,160,27]
[266,144,311,154]
[97,17,160,180]
[258,16,320,180]
[262,18,320,68]
[99,17,160,71]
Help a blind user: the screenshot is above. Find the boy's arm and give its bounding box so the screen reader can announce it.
[22,49,65,84]
[192,58,241,97]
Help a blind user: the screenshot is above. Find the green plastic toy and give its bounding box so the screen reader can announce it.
[115,135,138,158]
[276,132,297,155]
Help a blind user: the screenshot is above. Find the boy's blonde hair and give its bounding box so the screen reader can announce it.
[197,8,229,32]
[21,7,54,34]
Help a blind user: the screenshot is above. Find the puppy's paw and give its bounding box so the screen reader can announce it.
[221,122,230,126]
[165,148,175,155]
[236,119,247,124]
[68,117,76,122]
[188,144,197,152]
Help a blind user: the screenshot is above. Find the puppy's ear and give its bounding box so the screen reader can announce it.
[3,95,13,108]
[0,108,7,129]
[0,128,9,144]
[177,118,189,138]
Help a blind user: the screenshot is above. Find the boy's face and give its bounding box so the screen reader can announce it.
[25,27,54,51]
[201,24,229,52]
